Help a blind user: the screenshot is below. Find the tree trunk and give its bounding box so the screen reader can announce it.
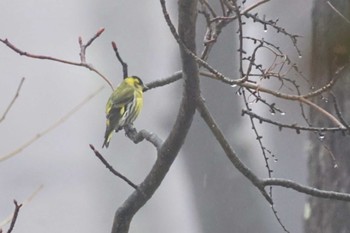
[305,0,350,232]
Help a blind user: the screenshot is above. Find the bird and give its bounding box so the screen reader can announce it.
[102,76,145,148]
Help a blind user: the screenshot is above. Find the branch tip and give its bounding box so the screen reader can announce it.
[97,28,105,36]
[111,41,117,50]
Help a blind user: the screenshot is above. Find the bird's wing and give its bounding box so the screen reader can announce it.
[106,85,135,115]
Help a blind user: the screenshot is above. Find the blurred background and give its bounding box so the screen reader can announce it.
[0,0,312,232]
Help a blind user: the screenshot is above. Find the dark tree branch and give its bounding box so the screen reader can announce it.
[89,144,139,190]
[111,41,128,79]
[196,96,273,204]
[144,71,182,91]
[111,0,200,232]
[124,125,163,150]
[262,178,350,201]
[6,200,22,233]
[242,109,347,134]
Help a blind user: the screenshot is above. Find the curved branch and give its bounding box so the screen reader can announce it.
[0,28,114,90]
[262,178,350,201]
[111,1,200,232]
[124,125,163,150]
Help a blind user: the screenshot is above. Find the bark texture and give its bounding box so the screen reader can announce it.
[306,1,350,232]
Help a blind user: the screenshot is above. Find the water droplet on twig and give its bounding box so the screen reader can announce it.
[321,96,329,103]
[318,132,325,140]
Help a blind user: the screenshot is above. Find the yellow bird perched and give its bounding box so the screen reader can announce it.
[102,76,145,148]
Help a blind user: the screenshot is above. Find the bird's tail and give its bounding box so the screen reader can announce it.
[102,126,114,148]
[102,138,110,148]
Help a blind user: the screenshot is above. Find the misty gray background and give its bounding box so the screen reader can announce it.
[0,1,312,233]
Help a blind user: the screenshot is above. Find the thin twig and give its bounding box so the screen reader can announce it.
[79,28,105,63]
[6,201,22,233]
[89,144,139,190]
[331,92,350,130]
[201,71,345,128]
[242,110,345,133]
[300,97,344,128]
[262,178,350,201]
[111,42,128,79]
[196,96,273,204]
[0,185,43,228]
[0,87,104,162]
[0,29,113,90]
[327,1,350,24]
[0,77,25,123]
[243,0,270,14]
[232,1,245,79]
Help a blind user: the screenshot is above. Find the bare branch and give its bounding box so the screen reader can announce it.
[243,0,270,14]
[124,125,163,150]
[0,185,43,229]
[331,92,350,130]
[89,144,139,190]
[327,1,350,25]
[262,178,350,201]
[144,71,182,91]
[300,97,344,128]
[196,96,273,204]
[202,71,345,128]
[0,29,114,90]
[79,28,105,62]
[0,86,104,162]
[111,1,200,232]
[111,41,128,79]
[6,201,22,233]
[242,110,346,133]
[0,77,25,123]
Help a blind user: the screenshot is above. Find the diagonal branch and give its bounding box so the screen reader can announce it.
[144,71,182,91]
[0,86,104,162]
[0,77,25,123]
[89,145,139,190]
[196,96,273,204]
[6,201,22,233]
[327,1,350,25]
[0,185,43,229]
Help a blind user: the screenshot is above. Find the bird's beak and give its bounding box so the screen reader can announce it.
[142,84,148,91]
